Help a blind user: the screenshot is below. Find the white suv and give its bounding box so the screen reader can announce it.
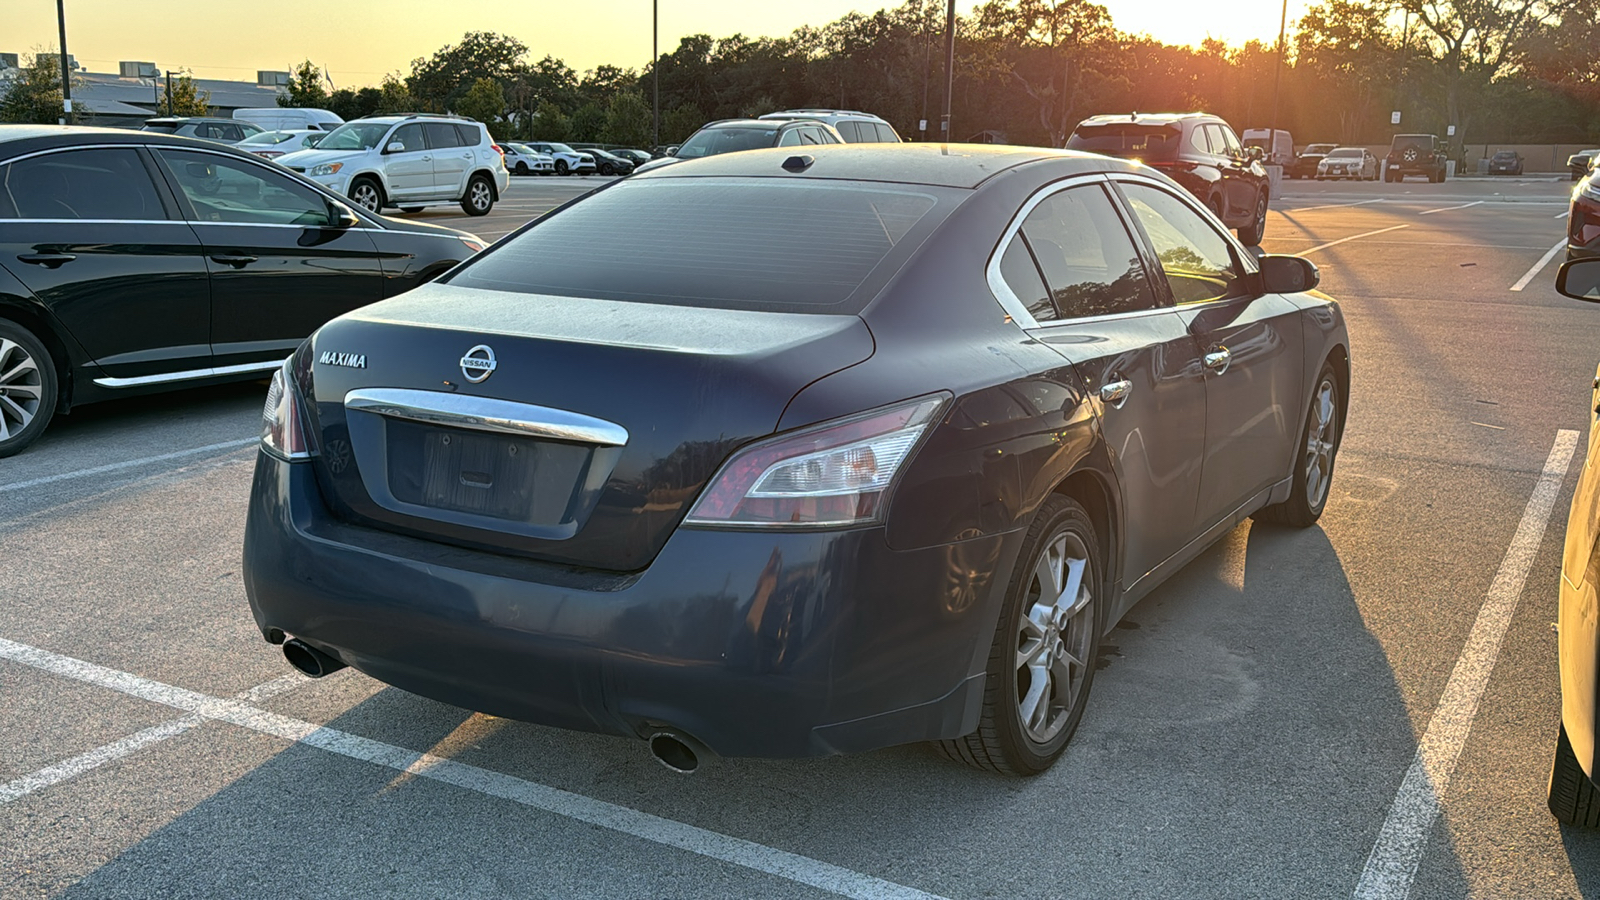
[277,114,510,216]
[757,109,901,143]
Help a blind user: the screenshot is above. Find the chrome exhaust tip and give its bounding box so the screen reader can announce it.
[648,731,703,774]
[282,638,347,678]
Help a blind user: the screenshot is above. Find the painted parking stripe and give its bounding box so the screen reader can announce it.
[1280,199,1386,213]
[0,437,257,494]
[1301,225,1411,254]
[1352,429,1580,900]
[1510,240,1568,291]
[0,638,948,900]
[1419,201,1484,215]
[0,673,304,804]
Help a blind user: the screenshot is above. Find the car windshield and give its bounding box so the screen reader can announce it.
[547,143,576,154]
[1064,124,1182,161]
[447,178,953,314]
[314,122,393,151]
[675,126,781,159]
[240,132,295,146]
[1305,144,1337,155]
[1328,148,1362,158]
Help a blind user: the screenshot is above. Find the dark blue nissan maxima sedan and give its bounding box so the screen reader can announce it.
[244,143,1349,775]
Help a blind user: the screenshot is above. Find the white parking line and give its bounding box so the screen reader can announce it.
[1352,429,1580,900]
[1301,225,1411,254]
[0,438,256,494]
[1509,240,1568,291]
[1419,201,1484,215]
[0,673,304,804]
[1280,199,1385,213]
[1557,210,1571,218]
[0,638,948,900]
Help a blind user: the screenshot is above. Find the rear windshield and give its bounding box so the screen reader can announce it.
[676,126,781,159]
[1065,124,1182,161]
[447,178,952,314]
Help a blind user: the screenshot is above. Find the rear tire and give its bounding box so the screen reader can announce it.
[1237,189,1267,246]
[937,495,1101,775]
[515,162,529,175]
[1254,362,1341,528]
[1550,724,1600,826]
[460,174,494,216]
[0,320,58,459]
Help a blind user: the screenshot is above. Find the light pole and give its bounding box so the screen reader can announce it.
[55,0,71,125]
[940,0,955,142]
[652,0,659,148]
[1268,0,1287,164]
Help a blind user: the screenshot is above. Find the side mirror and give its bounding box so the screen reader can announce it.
[1259,254,1320,294]
[385,141,405,154]
[1246,146,1265,162]
[328,202,360,229]
[1556,259,1600,303]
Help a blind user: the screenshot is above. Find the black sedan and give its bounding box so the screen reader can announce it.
[0,125,485,457]
[586,149,636,176]
[244,144,1348,775]
[1488,150,1524,175]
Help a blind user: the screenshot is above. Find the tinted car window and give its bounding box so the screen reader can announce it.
[389,124,425,152]
[424,122,464,149]
[1215,125,1243,156]
[454,123,481,147]
[676,126,781,158]
[450,178,949,314]
[219,124,245,142]
[1190,127,1213,155]
[1067,124,1182,161]
[1119,182,1242,305]
[0,148,166,221]
[778,129,802,147]
[1019,185,1157,320]
[157,148,332,226]
[874,123,899,142]
[997,235,1055,321]
[834,121,861,142]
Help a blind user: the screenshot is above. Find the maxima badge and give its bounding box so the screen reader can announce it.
[460,345,497,383]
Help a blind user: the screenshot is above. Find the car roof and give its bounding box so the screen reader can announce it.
[632,142,1140,189]
[1,124,246,151]
[1077,112,1219,127]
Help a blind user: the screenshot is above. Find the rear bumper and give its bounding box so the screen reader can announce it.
[243,453,1017,758]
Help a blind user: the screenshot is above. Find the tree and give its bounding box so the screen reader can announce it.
[160,73,213,117]
[971,0,1120,146]
[0,51,73,124]
[660,103,706,143]
[375,73,418,114]
[279,60,330,108]
[456,77,507,136]
[407,32,528,110]
[603,91,653,146]
[534,99,570,142]
[569,101,606,142]
[1296,0,1400,143]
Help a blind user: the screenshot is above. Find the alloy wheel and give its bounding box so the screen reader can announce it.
[0,337,42,443]
[351,182,381,212]
[1304,376,1338,509]
[1015,530,1094,744]
[470,181,492,212]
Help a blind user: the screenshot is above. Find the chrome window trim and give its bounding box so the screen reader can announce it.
[94,357,286,388]
[0,218,446,240]
[344,388,629,447]
[0,218,190,226]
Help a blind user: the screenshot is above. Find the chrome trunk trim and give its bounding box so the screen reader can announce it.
[343,388,629,446]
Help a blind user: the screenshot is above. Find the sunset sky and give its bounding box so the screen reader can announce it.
[9,0,1315,86]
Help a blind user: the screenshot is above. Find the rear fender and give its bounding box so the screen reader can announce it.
[0,262,93,412]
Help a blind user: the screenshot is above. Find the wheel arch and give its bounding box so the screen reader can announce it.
[1325,343,1351,435]
[469,168,500,200]
[347,172,388,204]
[1049,466,1121,632]
[0,299,76,413]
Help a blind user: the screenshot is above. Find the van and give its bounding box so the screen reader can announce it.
[233,107,344,132]
[1242,128,1294,167]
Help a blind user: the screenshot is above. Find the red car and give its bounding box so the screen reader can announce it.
[1066,112,1271,246]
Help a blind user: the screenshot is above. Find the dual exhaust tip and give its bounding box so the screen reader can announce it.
[278,635,707,774]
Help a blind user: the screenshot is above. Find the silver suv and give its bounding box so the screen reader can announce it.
[757,109,901,143]
[276,114,511,216]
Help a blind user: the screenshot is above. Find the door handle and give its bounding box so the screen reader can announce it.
[17,252,76,268]
[422,155,432,161]
[1099,378,1133,409]
[1204,348,1231,374]
[210,254,258,268]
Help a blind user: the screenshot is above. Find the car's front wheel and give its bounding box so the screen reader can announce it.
[460,175,494,216]
[938,494,1101,775]
[515,162,529,175]
[555,159,569,176]
[348,177,384,213]
[599,162,614,176]
[1254,361,1341,527]
[0,320,58,458]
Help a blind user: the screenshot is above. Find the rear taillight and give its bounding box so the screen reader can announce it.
[491,143,503,157]
[1573,185,1600,246]
[684,395,946,529]
[261,363,312,461]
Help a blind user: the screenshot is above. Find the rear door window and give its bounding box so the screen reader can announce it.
[1117,182,1244,305]
[1017,184,1158,320]
[448,178,953,314]
[0,148,167,220]
[834,121,861,142]
[424,122,464,149]
[1190,127,1214,155]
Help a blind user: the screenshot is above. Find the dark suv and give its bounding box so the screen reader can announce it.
[1066,112,1270,245]
[1385,134,1447,183]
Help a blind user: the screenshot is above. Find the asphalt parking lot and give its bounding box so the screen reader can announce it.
[3,172,1597,899]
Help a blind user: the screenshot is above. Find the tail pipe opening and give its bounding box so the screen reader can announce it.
[282,638,347,678]
[648,730,708,774]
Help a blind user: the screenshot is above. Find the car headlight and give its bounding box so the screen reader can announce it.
[308,163,343,177]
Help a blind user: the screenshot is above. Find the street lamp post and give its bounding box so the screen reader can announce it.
[940,0,955,142]
[652,0,659,148]
[1268,0,1287,165]
[55,0,71,125]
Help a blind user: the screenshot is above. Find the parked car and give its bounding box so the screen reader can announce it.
[234,107,344,133]
[1066,112,1271,245]
[141,116,263,145]
[1241,128,1294,167]
[611,149,653,167]
[523,141,594,176]
[758,109,901,143]
[1317,147,1378,180]
[0,124,485,457]
[587,148,635,176]
[502,143,555,176]
[1385,134,1448,182]
[237,129,325,160]
[1487,150,1524,176]
[1548,256,1600,825]
[243,142,1347,776]
[1288,143,1338,179]
[276,114,510,216]
[1569,171,1599,262]
[635,119,847,174]
[1571,150,1600,182]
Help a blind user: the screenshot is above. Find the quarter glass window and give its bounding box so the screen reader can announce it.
[997,234,1054,321]
[1018,185,1158,319]
[1119,182,1242,305]
[158,149,332,226]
